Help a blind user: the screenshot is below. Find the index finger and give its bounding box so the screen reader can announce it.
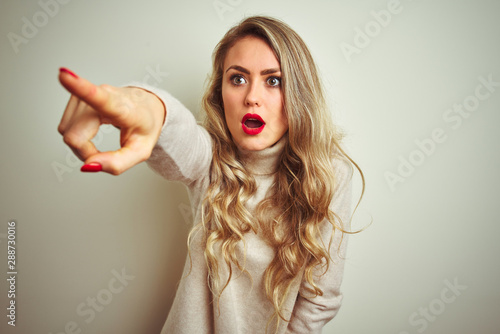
[58,67,113,115]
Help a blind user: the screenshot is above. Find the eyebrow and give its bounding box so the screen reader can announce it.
[225,65,281,75]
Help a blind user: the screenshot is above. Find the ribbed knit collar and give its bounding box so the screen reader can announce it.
[237,136,286,176]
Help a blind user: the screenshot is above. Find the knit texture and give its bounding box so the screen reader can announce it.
[135,83,354,334]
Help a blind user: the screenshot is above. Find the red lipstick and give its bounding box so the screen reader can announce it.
[242,113,265,135]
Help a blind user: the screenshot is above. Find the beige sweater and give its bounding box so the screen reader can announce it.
[142,83,354,334]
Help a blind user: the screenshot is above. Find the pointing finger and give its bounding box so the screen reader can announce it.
[58,67,116,118]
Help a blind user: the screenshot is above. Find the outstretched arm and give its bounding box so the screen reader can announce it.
[126,82,213,185]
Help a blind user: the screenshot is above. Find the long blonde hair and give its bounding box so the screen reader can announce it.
[186,16,365,333]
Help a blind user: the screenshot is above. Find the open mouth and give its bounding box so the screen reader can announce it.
[242,113,265,135]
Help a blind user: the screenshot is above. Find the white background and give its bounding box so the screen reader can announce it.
[1,0,499,333]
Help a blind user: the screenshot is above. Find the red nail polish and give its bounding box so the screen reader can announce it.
[59,67,78,78]
[81,163,102,172]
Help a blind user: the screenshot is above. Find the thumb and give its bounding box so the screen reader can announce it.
[81,135,154,175]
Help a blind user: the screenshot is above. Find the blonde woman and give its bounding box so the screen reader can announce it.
[58,16,364,334]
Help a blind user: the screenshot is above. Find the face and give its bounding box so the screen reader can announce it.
[222,36,288,151]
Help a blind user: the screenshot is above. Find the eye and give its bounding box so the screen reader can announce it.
[230,75,246,86]
[267,76,281,87]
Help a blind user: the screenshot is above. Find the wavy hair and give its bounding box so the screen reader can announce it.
[185,16,366,333]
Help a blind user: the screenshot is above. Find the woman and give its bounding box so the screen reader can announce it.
[58,16,364,334]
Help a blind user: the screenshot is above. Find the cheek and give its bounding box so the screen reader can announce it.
[222,91,239,133]
[223,100,236,123]
[281,115,289,130]
[221,87,231,119]
[279,116,289,135]
[222,86,236,115]
[224,99,247,134]
[275,98,288,131]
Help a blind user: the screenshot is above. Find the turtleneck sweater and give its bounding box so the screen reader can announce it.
[138,83,354,334]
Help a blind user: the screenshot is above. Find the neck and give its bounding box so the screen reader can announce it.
[237,136,286,176]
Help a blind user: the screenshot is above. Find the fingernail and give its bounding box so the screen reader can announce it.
[81,163,102,172]
[59,67,78,79]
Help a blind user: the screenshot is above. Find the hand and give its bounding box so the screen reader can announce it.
[57,68,166,175]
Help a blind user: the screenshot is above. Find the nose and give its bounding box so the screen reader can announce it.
[245,82,262,107]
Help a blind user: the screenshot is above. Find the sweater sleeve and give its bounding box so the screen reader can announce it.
[127,82,212,185]
[285,156,354,334]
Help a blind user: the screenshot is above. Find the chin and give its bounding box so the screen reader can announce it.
[234,138,269,151]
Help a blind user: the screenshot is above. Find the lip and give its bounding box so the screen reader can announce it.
[241,113,266,135]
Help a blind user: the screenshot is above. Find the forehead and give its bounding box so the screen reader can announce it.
[223,36,280,71]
